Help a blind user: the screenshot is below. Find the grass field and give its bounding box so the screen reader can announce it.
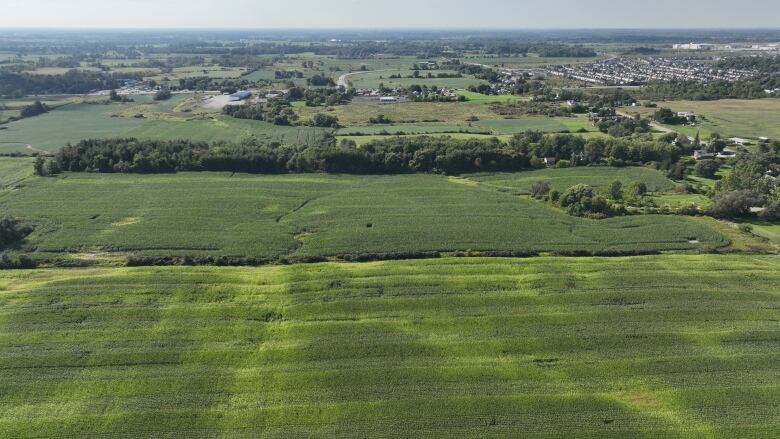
[336,122,488,136]
[298,101,498,126]
[0,255,777,437]
[622,99,780,140]
[0,156,33,188]
[346,69,488,89]
[748,222,780,246]
[0,100,326,153]
[337,133,513,146]
[0,172,726,260]
[468,166,677,194]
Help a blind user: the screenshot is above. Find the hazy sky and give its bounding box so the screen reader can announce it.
[2,0,779,29]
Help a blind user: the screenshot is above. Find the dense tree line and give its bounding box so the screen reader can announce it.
[46,131,694,177]
[490,101,575,117]
[0,70,137,97]
[640,75,780,101]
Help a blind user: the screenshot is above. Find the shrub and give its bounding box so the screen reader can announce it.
[153,89,172,101]
[709,190,763,219]
[0,252,37,269]
[759,200,780,221]
[0,216,34,248]
[694,160,720,178]
[530,181,551,198]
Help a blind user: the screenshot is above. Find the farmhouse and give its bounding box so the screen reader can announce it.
[729,137,751,146]
[694,150,716,160]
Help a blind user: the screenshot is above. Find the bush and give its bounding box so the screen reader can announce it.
[153,89,172,101]
[0,252,37,269]
[20,101,49,118]
[310,113,340,128]
[0,216,34,248]
[694,160,720,178]
[709,190,763,219]
[559,184,618,218]
[530,181,551,198]
[759,200,780,220]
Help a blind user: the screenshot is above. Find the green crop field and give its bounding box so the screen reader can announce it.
[469,167,677,194]
[0,172,726,261]
[0,255,778,437]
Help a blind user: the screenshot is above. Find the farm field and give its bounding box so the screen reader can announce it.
[336,122,488,136]
[0,99,326,152]
[297,101,498,125]
[468,166,677,194]
[476,115,594,134]
[346,69,488,89]
[0,255,778,437]
[0,156,33,188]
[622,99,780,140]
[337,133,513,146]
[0,172,727,261]
[460,54,605,67]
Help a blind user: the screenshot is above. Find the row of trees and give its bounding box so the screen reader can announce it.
[42,131,697,177]
[0,70,135,97]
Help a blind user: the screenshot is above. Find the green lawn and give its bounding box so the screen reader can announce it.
[468,166,677,194]
[0,255,777,437]
[0,172,726,261]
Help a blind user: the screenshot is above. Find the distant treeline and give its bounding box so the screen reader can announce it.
[0,70,141,97]
[146,40,596,59]
[640,75,779,101]
[46,132,693,176]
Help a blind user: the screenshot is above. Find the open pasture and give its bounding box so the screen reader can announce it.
[0,255,777,437]
[0,98,326,153]
[623,99,780,140]
[0,156,33,188]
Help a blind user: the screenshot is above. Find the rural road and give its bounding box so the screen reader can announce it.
[337,69,395,89]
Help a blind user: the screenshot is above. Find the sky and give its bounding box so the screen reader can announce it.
[1,0,779,29]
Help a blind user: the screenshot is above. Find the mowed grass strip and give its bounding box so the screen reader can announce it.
[0,255,778,437]
[0,173,726,258]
